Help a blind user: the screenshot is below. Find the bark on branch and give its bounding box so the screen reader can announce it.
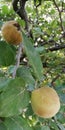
[12,0,29,31]
[48,44,65,51]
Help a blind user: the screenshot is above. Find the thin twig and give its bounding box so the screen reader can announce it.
[12,43,23,78]
[53,0,64,31]
[51,75,60,87]
[34,1,39,23]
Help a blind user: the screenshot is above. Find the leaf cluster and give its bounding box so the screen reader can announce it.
[0,0,65,130]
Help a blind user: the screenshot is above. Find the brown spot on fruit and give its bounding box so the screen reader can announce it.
[13,23,21,31]
[1,21,22,45]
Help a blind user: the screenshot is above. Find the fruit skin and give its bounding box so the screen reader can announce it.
[31,86,60,118]
[1,21,22,45]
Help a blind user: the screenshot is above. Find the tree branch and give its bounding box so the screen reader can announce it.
[12,0,29,32]
[48,44,65,51]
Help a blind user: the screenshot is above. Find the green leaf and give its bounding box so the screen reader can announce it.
[57,122,65,130]
[17,66,35,85]
[4,116,33,130]
[41,126,50,130]
[49,120,59,130]
[0,70,4,77]
[22,31,43,81]
[35,46,46,54]
[56,105,65,124]
[55,85,65,104]
[2,5,9,14]
[0,122,7,130]
[34,125,50,130]
[33,27,43,37]
[0,78,30,117]
[0,41,16,66]
[0,77,12,90]
[25,103,33,117]
[0,21,3,28]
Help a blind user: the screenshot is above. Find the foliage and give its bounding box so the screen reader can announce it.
[0,0,65,130]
